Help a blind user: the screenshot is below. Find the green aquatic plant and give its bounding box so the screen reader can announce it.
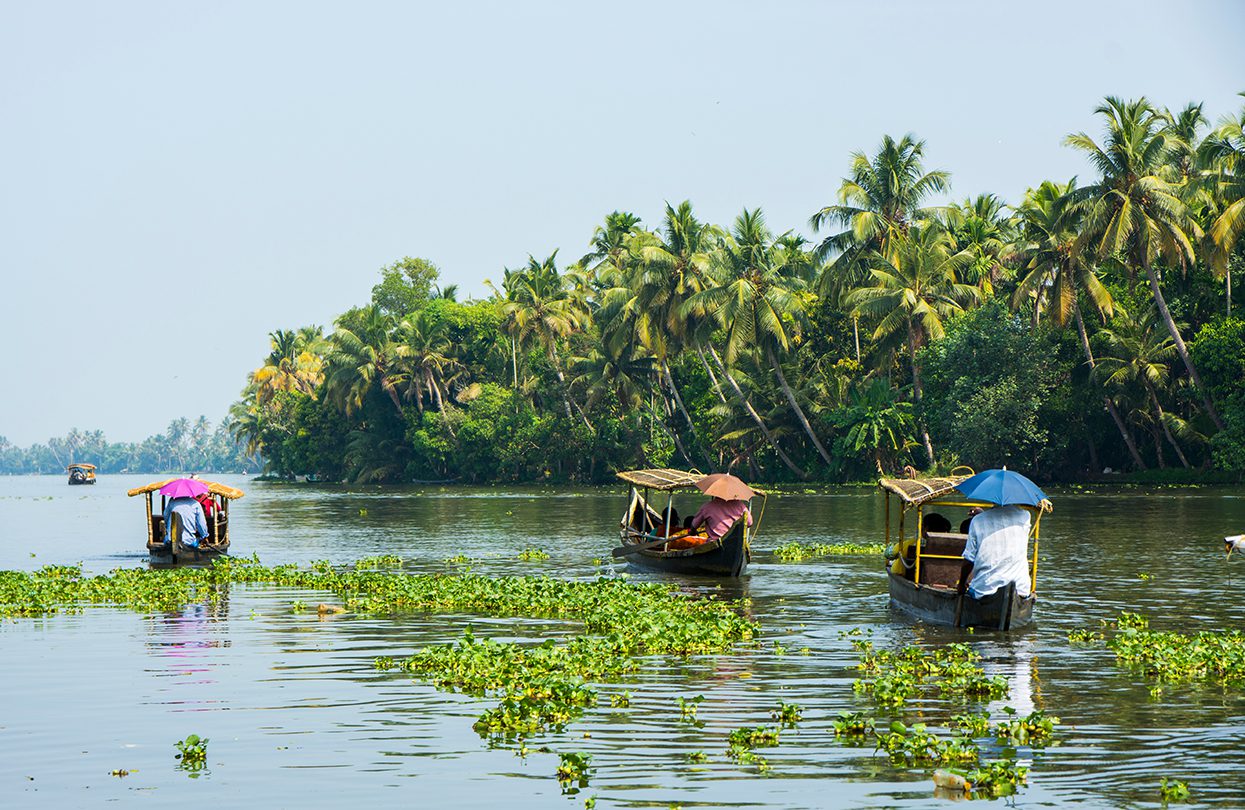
[832,711,873,737]
[354,554,402,570]
[950,712,990,737]
[727,725,781,755]
[517,547,550,561]
[608,692,630,708]
[556,751,592,791]
[684,751,710,764]
[1067,628,1105,643]
[1159,777,1190,802]
[993,707,1060,746]
[964,758,1028,797]
[174,734,208,769]
[874,721,978,766]
[676,694,704,722]
[1106,612,1245,684]
[770,700,802,727]
[772,541,886,561]
[444,554,473,565]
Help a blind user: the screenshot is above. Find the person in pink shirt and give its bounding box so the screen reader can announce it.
[690,496,753,541]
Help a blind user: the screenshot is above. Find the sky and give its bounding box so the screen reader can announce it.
[1,0,1243,446]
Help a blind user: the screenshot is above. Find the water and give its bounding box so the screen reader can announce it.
[2,474,1244,808]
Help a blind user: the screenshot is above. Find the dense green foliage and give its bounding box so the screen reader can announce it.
[231,95,1245,483]
[0,418,258,475]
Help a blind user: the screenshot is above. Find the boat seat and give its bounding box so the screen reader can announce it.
[917,533,968,588]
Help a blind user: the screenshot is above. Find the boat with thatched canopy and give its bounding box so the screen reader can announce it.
[67,463,96,485]
[878,471,1050,630]
[127,478,244,563]
[614,468,765,577]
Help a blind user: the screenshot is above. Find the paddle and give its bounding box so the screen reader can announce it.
[611,530,695,558]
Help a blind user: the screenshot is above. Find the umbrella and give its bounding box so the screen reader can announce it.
[696,473,756,502]
[954,469,1047,507]
[159,478,209,499]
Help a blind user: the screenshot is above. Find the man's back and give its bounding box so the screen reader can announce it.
[963,505,1032,599]
[164,497,208,547]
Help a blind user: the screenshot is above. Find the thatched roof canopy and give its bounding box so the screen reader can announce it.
[616,469,704,491]
[67,463,96,471]
[127,479,245,500]
[878,475,970,507]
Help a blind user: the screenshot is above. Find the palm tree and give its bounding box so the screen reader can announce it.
[393,310,462,436]
[1011,179,1146,469]
[1066,96,1223,430]
[945,194,1015,295]
[494,252,593,431]
[1198,96,1245,314]
[810,134,950,361]
[846,224,980,465]
[324,306,404,416]
[1096,306,1191,468]
[252,329,325,406]
[687,209,830,471]
[582,211,642,288]
[832,378,916,474]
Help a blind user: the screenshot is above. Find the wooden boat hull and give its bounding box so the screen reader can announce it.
[887,572,1033,630]
[148,541,230,565]
[621,520,750,577]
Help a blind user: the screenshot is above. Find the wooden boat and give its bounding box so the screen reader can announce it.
[67,463,97,485]
[877,472,1050,630]
[614,468,765,577]
[127,478,244,564]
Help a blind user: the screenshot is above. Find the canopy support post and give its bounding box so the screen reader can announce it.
[145,492,153,548]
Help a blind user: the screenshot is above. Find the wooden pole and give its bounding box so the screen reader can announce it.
[145,492,153,549]
[914,506,924,584]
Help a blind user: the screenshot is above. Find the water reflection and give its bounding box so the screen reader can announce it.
[2,475,1245,808]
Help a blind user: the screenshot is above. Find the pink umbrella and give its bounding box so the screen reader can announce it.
[159,478,209,499]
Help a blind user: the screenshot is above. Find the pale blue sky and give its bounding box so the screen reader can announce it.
[1,0,1242,445]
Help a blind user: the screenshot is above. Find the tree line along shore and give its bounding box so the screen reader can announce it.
[14,94,1243,485]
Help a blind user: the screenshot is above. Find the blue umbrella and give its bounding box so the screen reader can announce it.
[954,469,1047,507]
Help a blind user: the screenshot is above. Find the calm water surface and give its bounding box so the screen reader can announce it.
[1,475,1244,808]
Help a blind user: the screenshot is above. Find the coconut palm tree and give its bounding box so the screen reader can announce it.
[810,134,950,360]
[1096,306,1191,468]
[832,378,916,474]
[1198,96,1245,314]
[1011,179,1146,469]
[945,194,1015,295]
[1066,96,1222,430]
[393,309,461,431]
[687,208,830,471]
[846,224,980,465]
[324,306,404,416]
[252,329,325,406]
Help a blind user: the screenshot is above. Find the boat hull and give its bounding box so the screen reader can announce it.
[621,520,750,577]
[148,541,230,565]
[887,572,1033,630]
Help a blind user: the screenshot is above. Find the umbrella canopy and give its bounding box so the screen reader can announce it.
[159,478,209,499]
[955,469,1047,507]
[696,473,756,502]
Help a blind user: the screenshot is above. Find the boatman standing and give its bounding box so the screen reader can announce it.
[956,505,1032,599]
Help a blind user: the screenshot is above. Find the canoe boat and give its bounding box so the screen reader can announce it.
[127,478,244,564]
[614,468,764,577]
[67,463,97,485]
[877,472,1049,630]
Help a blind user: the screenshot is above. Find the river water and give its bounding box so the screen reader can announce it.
[1,474,1243,808]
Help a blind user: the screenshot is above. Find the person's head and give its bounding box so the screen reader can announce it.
[923,512,952,534]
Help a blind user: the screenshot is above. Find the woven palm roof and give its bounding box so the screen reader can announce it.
[616,468,705,491]
[127,479,246,500]
[878,475,971,506]
[67,463,97,470]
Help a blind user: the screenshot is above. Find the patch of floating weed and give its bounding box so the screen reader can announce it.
[770,700,802,727]
[950,711,991,737]
[965,758,1028,797]
[517,548,550,561]
[875,721,978,766]
[852,642,1005,707]
[676,694,704,722]
[772,541,885,561]
[684,751,710,764]
[354,555,402,570]
[993,707,1060,746]
[1106,612,1245,684]
[1067,628,1105,643]
[556,751,592,793]
[1159,777,1190,802]
[832,711,872,738]
[608,692,630,708]
[174,734,208,773]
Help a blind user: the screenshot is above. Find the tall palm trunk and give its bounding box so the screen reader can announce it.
[695,344,730,404]
[657,384,695,467]
[1144,266,1224,430]
[766,344,833,466]
[1142,379,1190,469]
[547,342,594,433]
[908,324,936,467]
[707,345,808,479]
[1073,306,1147,470]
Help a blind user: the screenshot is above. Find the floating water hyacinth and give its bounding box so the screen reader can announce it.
[772,541,885,561]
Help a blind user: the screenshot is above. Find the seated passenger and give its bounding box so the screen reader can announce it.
[957,505,1032,600]
[959,507,983,535]
[691,496,752,541]
[163,496,210,549]
[923,512,952,535]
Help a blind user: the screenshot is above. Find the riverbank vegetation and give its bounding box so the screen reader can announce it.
[229,95,1245,484]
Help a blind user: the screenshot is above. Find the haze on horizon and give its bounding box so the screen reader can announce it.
[2,0,1242,447]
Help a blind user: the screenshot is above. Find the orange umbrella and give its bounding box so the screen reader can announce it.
[695,473,756,501]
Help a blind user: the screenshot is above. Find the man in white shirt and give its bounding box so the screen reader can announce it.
[957,505,1032,599]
